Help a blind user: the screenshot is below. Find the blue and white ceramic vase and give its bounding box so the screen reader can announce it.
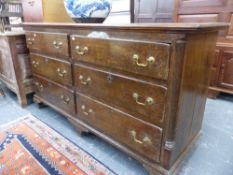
[64,0,112,23]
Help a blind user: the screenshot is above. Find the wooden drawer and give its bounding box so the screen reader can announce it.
[71,36,171,80]
[76,93,163,162]
[30,54,72,86]
[26,32,69,58]
[34,76,75,115]
[74,64,167,125]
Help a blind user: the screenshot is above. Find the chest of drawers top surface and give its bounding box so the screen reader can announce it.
[24,23,227,175]
[23,22,227,30]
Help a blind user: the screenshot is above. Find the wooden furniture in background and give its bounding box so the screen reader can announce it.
[21,0,73,23]
[0,32,33,106]
[131,0,174,22]
[0,0,23,32]
[23,23,226,175]
[174,0,233,98]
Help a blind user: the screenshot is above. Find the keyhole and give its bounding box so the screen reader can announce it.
[107,74,113,84]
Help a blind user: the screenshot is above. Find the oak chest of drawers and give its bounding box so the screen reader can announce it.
[23,23,226,175]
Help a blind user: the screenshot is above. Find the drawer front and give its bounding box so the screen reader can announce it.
[34,76,75,115]
[71,36,170,80]
[76,93,162,162]
[30,54,72,86]
[74,64,167,125]
[26,32,69,58]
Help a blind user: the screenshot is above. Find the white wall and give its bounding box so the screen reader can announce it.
[104,0,131,24]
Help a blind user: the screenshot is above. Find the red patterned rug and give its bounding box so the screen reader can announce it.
[0,114,115,175]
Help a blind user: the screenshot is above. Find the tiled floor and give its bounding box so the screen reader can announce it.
[0,86,233,175]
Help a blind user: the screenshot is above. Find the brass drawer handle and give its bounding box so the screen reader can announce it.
[132,93,154,106]
[79,75,91,85]
[27,38,34,45]
[75,46,89,55]
[60,95,70,104]
[81,105,93,116]
[53,41,63,49]
[57,68,67,77]
[129,130,152,146]
[31,61,39,68]
[34,82,43,91]
[132,54,155,67]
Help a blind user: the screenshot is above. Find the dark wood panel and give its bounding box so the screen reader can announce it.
[178,14,219,23]
[18,54,32,80]
[15,35,29,54]
[177,0,230,14]
[209,50,220,86]
[30,54,72,86]
[74,63,167,126]
[169,32,218,167]
[0,34,33,107]
[71,36,171,81]
[218,51,233,89]
[34,75,75,115]
[210,68,217,86]
[174,0,232,34]
[179,0,226,8]
[213,50,220,67]
[76,92,163,162]
[0,36,15,83]
[25,32,69,58]
[228,14,233,35]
